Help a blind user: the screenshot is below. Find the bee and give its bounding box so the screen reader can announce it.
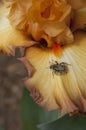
[49,61,70,76]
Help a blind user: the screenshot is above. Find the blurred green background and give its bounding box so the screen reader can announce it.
[21,88,86,130]
[21,88,59,130]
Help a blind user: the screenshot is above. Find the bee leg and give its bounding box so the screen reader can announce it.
[60,62,71,66]
[55,61,58,64]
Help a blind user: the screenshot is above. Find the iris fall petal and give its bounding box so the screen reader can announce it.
[24,31,86,115]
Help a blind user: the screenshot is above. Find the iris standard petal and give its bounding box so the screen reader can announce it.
[0,4,37,55]
[72,8,86,31]
[8,0,32,30]
[67,0,86,9]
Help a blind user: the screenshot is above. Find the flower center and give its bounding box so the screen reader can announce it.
[41,5,51,18]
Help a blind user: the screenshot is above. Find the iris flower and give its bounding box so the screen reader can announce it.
[0,0,86,115]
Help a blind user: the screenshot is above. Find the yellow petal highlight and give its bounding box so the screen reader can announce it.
[24,31,86,115]
[0,5,36,55]
[43,22,66,37]
[72,8,86,31]
[54,25,74,44]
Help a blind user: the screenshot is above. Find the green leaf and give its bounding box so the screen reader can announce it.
[0,127,5,130]
[38,113,86,130]
[20,88,60,130]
